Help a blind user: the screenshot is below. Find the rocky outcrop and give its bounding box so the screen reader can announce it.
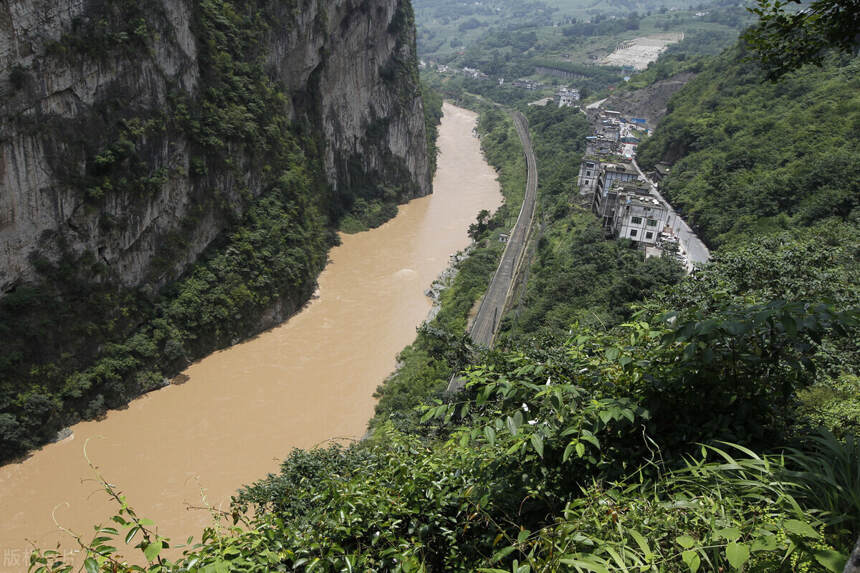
[601,72,695,130]
[0,0,429,294]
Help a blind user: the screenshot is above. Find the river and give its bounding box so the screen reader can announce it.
[0,103,501,571]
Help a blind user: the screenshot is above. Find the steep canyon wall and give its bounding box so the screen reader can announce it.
[0,0,429,459]
[0,0,429,292]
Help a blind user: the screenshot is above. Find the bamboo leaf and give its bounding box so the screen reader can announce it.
[530,434,544,458]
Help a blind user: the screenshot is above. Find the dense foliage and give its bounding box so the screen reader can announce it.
[373,104,684,433]
[416,0,750,108]
[744,0,860,79]
[637,48,859,248]
[372,107,528,431]
[18,7,860,572]
[30,264,859,571]
[422,82,445,175]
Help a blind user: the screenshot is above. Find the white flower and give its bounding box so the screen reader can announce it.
[546,377,551,386]
[528,420,538,426]
[522,403,529,412]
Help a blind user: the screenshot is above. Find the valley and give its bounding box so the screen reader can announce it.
[0,103,501,568]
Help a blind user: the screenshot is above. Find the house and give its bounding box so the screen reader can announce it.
[611,184,670,245]
[557,87,580,107]
[652,162,671,184]
[577,156,600,195]
[585,136,618,156]
[596,121,620,142]
[591,161,640,224]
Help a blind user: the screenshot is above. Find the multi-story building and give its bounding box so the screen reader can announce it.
[585,136,619,156]
[577,156,601,195]
[557,87,580,107]
[591,162,639,225]
[611,184,670,245]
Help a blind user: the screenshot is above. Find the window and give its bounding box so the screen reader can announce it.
[631,216,642,224]
[586,171,591,176]
[630,229,638,237]
[645,232,653,239]
[647,219,657,226]
[585,180,590,185]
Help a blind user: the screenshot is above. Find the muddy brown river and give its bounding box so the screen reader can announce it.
[0,103,501,570]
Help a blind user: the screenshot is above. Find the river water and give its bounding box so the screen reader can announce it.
[0,103,501,570]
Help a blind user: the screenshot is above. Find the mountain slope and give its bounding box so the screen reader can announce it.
[637,47,859,247]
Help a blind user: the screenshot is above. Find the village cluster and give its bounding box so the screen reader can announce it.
[576,107,689,266]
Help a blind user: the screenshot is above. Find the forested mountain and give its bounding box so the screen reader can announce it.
[637,48,859,247]
[639,48,860,246]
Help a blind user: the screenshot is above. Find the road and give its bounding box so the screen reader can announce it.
[631,158,710,270]
[447,111,538,392]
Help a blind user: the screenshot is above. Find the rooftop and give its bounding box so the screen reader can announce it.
[602,162,637,175]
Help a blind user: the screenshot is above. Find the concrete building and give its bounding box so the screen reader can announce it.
[585,136,618,156]
[591,161,640,224]
[651,162,671,185]
[577,156,601,195]
[611,184,670,245]
[557,87,580,107]
[596,121,621,142]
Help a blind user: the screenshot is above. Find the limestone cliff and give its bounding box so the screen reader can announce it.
[0,0,430,294]
[0,0,430,459]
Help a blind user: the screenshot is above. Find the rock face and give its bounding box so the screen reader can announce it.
[601,72,696,130]
[0,0,430,294]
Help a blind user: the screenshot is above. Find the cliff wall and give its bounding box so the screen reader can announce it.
[0,0,429,294]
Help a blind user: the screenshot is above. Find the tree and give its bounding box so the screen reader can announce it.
[744,0,860,79]
[467,209,492,241]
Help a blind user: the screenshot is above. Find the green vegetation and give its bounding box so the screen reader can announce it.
[637,48,859,248]
[338,81,443,235]
[0,168,329,460]
[744,0,860,79]
[373,107,527,430]
[414,0,733,61]
[422,81,445,175]
[498,105,685,343]
[374,102,684,436]
[416,0,752,107]
[18,4,860,571]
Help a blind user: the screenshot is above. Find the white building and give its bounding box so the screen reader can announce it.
[577,157,600,195]
[611,184,670,245]
[557,87,580,107]
[591,162,640,225]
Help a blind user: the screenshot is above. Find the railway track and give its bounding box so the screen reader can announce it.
[448,111,538,392]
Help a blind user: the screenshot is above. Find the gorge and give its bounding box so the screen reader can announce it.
[1,0,430,461]
[0,102,501,567]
